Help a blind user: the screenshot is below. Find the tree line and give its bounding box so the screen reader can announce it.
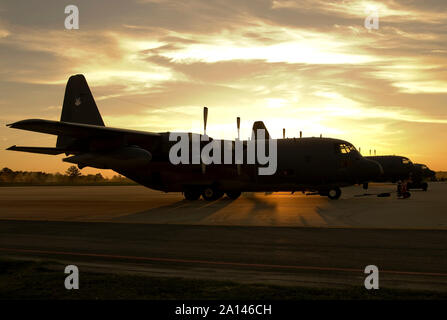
[0,166,135,186]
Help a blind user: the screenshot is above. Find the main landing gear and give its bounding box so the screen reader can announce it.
[201,187,224,201]
[319,187,342,200]
[226,191,242,200]
[328,187,341,200]
[183,187,241,201]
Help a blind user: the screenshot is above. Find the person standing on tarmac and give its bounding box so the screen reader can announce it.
[397,179,411,199]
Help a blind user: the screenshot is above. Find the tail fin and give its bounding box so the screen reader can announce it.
[57,74,104,148]
[251,121,271,140]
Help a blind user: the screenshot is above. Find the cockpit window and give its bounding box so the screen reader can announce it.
[421,165,428,170]
[335,143,356,154]
[402,158,412,164]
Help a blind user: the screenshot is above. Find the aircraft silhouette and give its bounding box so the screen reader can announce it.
[7,75,382,200]
[366,155,435,191]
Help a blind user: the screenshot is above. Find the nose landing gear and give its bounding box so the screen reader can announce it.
[183,189,201,201]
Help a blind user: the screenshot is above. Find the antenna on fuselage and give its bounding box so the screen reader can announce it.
[374,149,376,156]
[300,131,302,138]
[283,128,286,139]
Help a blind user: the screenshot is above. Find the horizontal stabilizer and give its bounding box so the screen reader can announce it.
[7,119,160,140]
[7,145,67,155]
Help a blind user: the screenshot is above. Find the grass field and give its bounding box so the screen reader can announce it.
[1,259,445,300]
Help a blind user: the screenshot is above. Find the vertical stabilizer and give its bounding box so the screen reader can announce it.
[251,121,271,140]
[57,74,104,148]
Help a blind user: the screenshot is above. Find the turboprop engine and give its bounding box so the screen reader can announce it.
[63,146,152,170]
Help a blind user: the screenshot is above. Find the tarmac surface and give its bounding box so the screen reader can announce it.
[0,182,446,228]
[1,183,447,292]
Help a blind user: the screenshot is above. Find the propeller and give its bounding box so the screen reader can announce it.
[237,117,240,140]
[202,106,208,174]
[203,106,208,136]
[236,116,241,175]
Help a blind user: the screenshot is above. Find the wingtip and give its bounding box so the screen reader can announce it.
[6,145,16,151]
[6,120,22,128]
[6,119,45,128]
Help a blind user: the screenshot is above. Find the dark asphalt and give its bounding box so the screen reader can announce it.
[1,220,447,291]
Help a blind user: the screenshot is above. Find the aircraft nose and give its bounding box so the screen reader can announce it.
[360,159,383,181]
[364,159,383,180]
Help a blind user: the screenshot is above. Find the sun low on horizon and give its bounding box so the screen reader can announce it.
[1,0,447,176]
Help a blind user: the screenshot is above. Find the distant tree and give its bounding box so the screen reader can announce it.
[1,167,14,175]
[0,167,15,183]
[65,165,81,178]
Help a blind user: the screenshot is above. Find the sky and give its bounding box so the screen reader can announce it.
[1,0,446,176]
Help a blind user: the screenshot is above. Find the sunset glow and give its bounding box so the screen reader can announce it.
[1,0,447,175]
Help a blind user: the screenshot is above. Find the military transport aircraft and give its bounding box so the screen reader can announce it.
[366,155,414,183]
[366,155,435,191]
[408,163,436,191]
[6,74,382,200]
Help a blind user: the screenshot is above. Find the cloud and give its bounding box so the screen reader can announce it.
[1,0,447,171]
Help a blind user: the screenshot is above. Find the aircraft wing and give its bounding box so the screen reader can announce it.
[6,145,68,155]
[7,119,162,155]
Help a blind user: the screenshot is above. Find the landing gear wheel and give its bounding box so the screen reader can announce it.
[184,189,201,201]
[422,182,428,191]
[327,187,341,200]
[202,187,223,201]
[226,191,241,200]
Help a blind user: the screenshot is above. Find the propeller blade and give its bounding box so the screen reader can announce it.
[203,106,208,136]
[237,116,241,175]
[237,117,240,140]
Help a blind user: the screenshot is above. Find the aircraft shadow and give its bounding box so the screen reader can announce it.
[243,192,278,214]
[114,193,278,225]
[114,197,236,224]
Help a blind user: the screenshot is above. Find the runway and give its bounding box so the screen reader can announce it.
[0,182,447,228]
[1,220,447,291]
[1,183,447,293]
